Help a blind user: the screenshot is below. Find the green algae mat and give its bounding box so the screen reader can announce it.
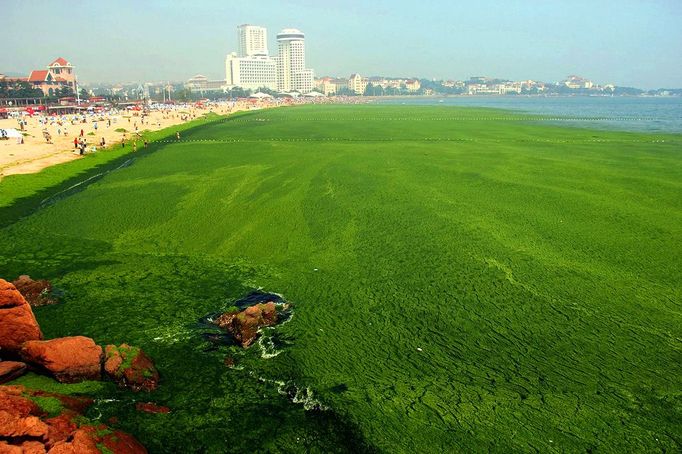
[1,105,681,453]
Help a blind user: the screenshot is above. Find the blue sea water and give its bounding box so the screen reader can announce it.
[377,96,682,134]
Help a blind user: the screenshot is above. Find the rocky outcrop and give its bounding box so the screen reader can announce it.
[12,275,57,308]
[20,337,103,383]
[0,385,44,418]
[104,344,159,392]
[0,440,47,453]
[48,425,147,454]
[0,410,49,438]
[0,361,27,384]
[0,279,43,355]
[213,302,278,347]
[0,274,158,452]
[0,385,147,453]
[1,276,159,392]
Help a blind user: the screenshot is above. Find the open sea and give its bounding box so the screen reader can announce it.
[377,96,682,133]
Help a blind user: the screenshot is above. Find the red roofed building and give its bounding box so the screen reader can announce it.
[25,58,77,96]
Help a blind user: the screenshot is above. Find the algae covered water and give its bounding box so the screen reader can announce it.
[1,105,680,452]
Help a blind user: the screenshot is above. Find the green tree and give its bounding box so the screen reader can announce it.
[255,86,278,96]
[336,86,354,96]
[226,87,251,99]
[0,80,43,99]
[56,86,75,98]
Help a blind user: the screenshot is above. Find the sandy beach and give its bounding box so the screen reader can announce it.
[0,104,237,179]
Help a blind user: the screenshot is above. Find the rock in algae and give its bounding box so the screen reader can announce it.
[213,302,279,348]
[104,344,160,392]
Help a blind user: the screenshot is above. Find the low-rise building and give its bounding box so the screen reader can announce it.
[348,73,368,94]
[316,77,344,95]
[467,83,503,95]
[563,75,593,89]
[23,58,77,96]
[405,79,421,91]
[186,74,226,93]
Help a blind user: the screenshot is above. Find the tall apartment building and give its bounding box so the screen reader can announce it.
[237,24,268,57]
[277,28,314,93]
[226,25,278,91]
[225,25,315,93]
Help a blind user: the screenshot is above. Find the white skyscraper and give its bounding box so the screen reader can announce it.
[227,25,278,91]
[237,24,268,57]
[277,28,314,93]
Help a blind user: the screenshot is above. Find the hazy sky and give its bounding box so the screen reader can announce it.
[3,0,682,88]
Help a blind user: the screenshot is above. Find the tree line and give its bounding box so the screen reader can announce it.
[0,80,88,100]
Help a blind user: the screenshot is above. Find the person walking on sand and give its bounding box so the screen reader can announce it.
[80,128,84,137]
[74,137,78,149]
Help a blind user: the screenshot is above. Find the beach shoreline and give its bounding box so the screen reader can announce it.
[0,102,250,180]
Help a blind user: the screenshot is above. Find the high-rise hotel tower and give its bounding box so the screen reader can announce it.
[226,24,278,90]
[276,28,314,93]
[237,24,268,57]
[226,25,314,93]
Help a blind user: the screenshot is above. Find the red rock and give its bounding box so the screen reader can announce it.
[213,302,278,347]
[100,430,148,454]
[48,425,147,454]
[135,402,170,414]
[0,441,46,454]
[0,441,22,454]
[0,280,25,309]
[0,362,27,384]
[261,302,277,324]
[0,279,43,355]
[104,344,159,392]
[11,276,56,308]
[0,410,49,439]
[44,412,78,448]
[18,441,46,454]
[0,385,146,454]
[20,337,103,383]
[47,427,100,454]
[0,385,27,397]
[0,387,43,417]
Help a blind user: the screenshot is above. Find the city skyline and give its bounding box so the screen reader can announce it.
[2,0,682,89]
